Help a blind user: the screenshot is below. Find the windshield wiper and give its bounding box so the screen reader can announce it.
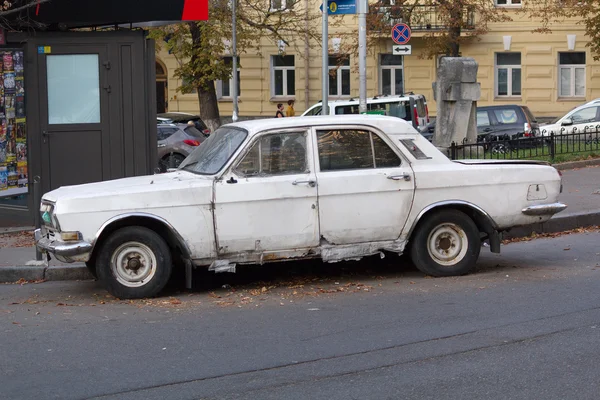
[180,161,199,170]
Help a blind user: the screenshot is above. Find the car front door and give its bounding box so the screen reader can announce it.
[214,129,319,256]
[564,106,600,136]
[313,126,415,244]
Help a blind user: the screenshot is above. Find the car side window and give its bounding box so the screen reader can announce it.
[317,129,401,171]
[570,106,598,123]
[493,109,519,124]
[236,132,307,177]
[477,111,491,127]
[157,127,178,140]
[305,106,322,116]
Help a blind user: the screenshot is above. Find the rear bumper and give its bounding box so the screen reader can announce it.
[522,202,568,216]
[34,228,92,263]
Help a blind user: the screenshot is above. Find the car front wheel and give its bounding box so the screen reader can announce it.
[97,226,173,299]
[410,209,481,277]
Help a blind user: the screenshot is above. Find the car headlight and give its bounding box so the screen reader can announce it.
[40,201,60,230]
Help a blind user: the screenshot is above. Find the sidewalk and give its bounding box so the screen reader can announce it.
[1,162,599,282]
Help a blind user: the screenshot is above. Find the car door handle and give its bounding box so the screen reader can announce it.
[292,180,316,187]
[387,174,411,181]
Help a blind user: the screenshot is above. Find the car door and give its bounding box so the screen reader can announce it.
[213,129,319,256]
[313,126,415,244]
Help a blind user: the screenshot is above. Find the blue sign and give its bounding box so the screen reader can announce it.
[392,23,411,45]
[319,0,356,15]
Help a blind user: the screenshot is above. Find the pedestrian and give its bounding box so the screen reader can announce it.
[285,99,295,117]
[275,103,285,118]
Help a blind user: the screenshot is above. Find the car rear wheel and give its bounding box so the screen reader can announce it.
[410,209,481,277]
[96,226,172,299]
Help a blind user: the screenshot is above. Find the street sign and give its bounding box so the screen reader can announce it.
[319,0,357,15]
[391,23,411,45]
[393,44,412,55]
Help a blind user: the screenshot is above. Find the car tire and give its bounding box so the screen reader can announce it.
[96,226,172,299]
[409,209,481,277]
[160,153,185,173]
[85,260,97,279]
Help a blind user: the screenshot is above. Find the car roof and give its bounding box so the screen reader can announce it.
[478,104,525,111]
[311,94,423,106]
[226,115,418,136]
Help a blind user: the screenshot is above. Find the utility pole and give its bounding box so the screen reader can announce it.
[232,0,239,122]
[321,0,329,116]
[358,0,367,114]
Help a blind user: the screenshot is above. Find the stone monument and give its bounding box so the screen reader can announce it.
[432,57,481,153]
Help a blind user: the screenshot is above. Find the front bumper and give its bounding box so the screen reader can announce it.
[522,202,568,216]
[34,228,92,263]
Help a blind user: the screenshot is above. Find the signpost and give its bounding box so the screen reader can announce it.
[393,45,412,55]
[320,0,357,15]
[391,23,411,45]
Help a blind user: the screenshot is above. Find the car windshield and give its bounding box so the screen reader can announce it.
[179,126,247,175]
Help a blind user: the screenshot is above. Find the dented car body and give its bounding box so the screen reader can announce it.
[35,115,566,299]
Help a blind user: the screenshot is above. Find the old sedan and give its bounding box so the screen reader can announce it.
[35,115,566,299]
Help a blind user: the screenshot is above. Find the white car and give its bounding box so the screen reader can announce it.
[35,115,566,299]
[541,101,600,137]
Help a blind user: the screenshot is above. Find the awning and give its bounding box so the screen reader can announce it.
[5,0,208,29]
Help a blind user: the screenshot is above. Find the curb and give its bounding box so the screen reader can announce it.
[503,210,600,239]
[553,158,600,170]
[0,263,93,283]
[1,212,599,283]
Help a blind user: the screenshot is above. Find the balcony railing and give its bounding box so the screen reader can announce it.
[369,4,476,32]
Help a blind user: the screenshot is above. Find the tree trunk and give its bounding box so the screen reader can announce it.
[188,22,222,131]
[197,82,222,132]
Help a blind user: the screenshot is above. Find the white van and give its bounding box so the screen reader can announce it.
[301,94,430,133]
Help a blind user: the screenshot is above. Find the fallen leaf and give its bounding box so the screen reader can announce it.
[169,298,182,305]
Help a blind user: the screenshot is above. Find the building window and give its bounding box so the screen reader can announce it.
[379,54,404,96]
[181,75,197,94]
[329,55,350,97]
[217,57,240,99]
[559,52,586,98]
[270,0,294,11]
[271,55,295,97]
[495,53,521,97]
[495,0,522,6]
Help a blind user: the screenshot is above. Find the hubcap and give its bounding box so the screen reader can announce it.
[427,223,469,266]
[110,242,157,287]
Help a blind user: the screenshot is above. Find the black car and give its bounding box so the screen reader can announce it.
[423,105,540,152]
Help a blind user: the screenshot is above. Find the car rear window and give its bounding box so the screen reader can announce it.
[492,109,520,125]
[333,101,412,120]
[415,98,426,117]
[157,127,179,140]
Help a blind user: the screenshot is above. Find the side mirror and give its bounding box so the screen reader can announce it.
[561,118,573,126]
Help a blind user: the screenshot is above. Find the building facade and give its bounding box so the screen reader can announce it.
[156,1,596,120]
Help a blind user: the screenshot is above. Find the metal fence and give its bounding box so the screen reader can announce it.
[448,127,600,161]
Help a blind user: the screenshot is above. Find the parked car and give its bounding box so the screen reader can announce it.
[424,105,540,152]
[541,101,600,137]
[35,115,566,299]
[301,94,430,134]
[157,123,206,172]
[157,112,210,135]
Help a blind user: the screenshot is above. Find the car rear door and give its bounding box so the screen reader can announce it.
[312,125,415,244]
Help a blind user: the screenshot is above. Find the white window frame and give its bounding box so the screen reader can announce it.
[379,54,404,96]
[558,52,586,98]
[495,53,521,97]
[271,55,295,98]
[270,0,294,12]
[495,0,522,7]
[329,55,351,97]
[217,56,240,100]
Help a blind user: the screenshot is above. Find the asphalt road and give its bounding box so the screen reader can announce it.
[1,230,599,400]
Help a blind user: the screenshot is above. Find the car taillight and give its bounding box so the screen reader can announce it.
[183,139,200,146]
[425,104,430,123]
[414,107,419,126]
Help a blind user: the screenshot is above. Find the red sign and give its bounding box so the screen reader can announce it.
[182,0,209,21]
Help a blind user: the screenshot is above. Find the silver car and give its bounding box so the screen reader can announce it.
[157,124,207,172]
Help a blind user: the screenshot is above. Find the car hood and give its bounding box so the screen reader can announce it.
[42,171,214,213]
